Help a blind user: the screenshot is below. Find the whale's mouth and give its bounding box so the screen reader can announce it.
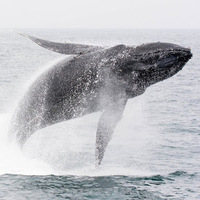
[157,49,192,69]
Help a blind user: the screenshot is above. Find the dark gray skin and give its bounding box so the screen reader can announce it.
[9,34,192,165]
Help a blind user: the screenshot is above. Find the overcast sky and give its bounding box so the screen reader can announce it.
[0,0,199,29]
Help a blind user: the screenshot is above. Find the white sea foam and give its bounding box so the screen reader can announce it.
[0,114,53,175]
[0,95,158,177]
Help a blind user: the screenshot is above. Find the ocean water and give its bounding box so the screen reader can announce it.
[0,29,199,199]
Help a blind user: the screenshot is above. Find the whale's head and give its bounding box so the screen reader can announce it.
[118,42,192,97]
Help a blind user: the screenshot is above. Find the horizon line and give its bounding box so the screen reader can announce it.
[0,27,200,30]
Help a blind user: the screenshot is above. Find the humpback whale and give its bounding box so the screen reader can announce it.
[9,34,192,165]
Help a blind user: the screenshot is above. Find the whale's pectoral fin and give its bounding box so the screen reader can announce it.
[95,98,127,166]
[19,33,104,55]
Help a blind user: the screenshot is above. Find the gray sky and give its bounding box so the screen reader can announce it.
[0,0,199,29]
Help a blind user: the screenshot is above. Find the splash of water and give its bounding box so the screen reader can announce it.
[0,114,53,175]
[0,93,158,177]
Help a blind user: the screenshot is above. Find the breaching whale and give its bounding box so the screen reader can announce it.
[9,34,192,165]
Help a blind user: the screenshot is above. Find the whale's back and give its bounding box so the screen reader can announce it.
[9,56,103,145]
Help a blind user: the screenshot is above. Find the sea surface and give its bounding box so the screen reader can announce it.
[0,29,199,199]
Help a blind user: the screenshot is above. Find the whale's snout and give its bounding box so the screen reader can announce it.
[157,47,192,69]
[177,47,192,61]
[180,48,193,61]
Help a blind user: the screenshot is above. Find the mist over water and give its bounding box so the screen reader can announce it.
[0,29,199,199]
[0,99,155,177]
